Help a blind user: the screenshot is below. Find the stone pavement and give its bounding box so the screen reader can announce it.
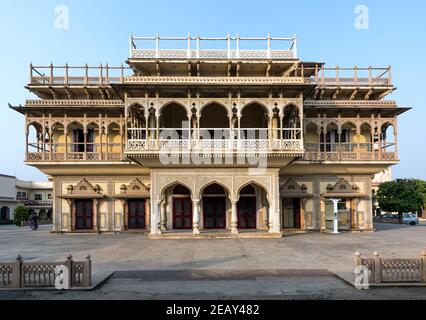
[0,222,425,299]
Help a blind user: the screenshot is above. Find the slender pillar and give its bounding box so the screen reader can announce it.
[161,201,167,231]
[192,199,200,234]
[145,199,151,231]
[268,201,274,232]
[150,200,161,234]
[93,199,99,233]
[83,128,87,160]
[231,200,238,233]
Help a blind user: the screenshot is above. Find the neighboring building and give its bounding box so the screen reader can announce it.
[10,34,409,236]
[371,168,392,216]
[0,174,53,223]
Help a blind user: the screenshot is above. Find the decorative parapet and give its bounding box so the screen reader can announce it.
[354,251,426,286]
[25,99,124,107]
[304,100,397,107]
[0,255,92,289]
[124,76,305,85]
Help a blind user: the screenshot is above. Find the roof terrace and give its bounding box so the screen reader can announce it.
[129,34,298,60]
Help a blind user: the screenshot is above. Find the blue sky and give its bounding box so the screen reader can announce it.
[0,0,425,181]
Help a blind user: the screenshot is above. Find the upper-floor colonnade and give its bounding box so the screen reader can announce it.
[126,97,303,153]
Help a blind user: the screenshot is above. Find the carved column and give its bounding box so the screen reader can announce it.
[83,127,88,160]
[301,198,307,230]
[263,198,269,229]
[231,200,238,233]
[67,199,74,232]
[93,199,99,232]
[120,199,126,231]
[145,199,151,231]
[150,200,161,234]
[160,200,167,231]
[192,199,200,234]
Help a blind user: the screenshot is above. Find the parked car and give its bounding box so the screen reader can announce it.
[380,213,397,221]
[402,213,419,225]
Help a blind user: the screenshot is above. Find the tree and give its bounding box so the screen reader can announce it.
[377,179,423,224]
[13,205,30,227]
[415,180,426,218]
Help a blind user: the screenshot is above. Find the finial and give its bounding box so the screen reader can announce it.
[373,251,379,257]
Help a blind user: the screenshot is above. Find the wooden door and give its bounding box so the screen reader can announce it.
[75,199,93,230]
[203,197,226,229]
[237,197,257,229]
[127,199,146,229]
[293,198,301,229]
[173,197,192,229]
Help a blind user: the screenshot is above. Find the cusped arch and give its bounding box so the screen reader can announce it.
[236,180,269,201]
[161,181,194,200]
[241,100,270,117]
[159,100,189,115]
[283,102,301,115]
[26,121,43,131]
[325,120,340,131]
[107,121,121,129]
[199,180,232,199]
[66,120,84,130]
[199,101,229,117]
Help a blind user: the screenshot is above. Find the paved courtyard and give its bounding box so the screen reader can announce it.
[0,222,425,299]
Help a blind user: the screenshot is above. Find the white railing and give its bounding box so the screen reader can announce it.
[126,127,303,153]
[130,34,297,60]
[131,48,296,60]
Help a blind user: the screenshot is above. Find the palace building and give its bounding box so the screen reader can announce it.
[11,34,409,237]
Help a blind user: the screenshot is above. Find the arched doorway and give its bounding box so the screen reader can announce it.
[237,185,257,229]
[172,184,192,230]
[202,183,227,229]
[199,103,230,140]
[160,102,189,140]
[0,206,10,222]
[240,102,268,140]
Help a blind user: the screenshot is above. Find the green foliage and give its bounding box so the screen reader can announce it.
[13,205,30,227]
[377,179,423,223]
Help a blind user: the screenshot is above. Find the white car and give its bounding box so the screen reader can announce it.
[402,213,419,225]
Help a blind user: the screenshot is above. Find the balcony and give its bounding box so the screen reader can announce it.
[302,143,397,162]
[23,200,53,207]
[126,128,304,155]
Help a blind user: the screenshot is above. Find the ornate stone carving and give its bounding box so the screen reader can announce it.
[120,178,150,196]
[326,178,359,194]
[67,178,101,196]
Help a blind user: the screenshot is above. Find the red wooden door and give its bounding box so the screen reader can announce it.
[173,197,192,229]
[203,197,226,229]
[75,199,93,230]
[237,197,257,229]
[293,198,301,229]
[127,199,146,229]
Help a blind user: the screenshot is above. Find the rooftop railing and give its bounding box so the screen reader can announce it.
[29,64,132,86]
[28,64,392,87]
[130,34,298,60]
[301,65,392,86]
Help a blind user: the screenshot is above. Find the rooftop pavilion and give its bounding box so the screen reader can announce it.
[129,34,298,60]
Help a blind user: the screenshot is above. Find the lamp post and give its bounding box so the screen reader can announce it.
[330,198,341,234]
